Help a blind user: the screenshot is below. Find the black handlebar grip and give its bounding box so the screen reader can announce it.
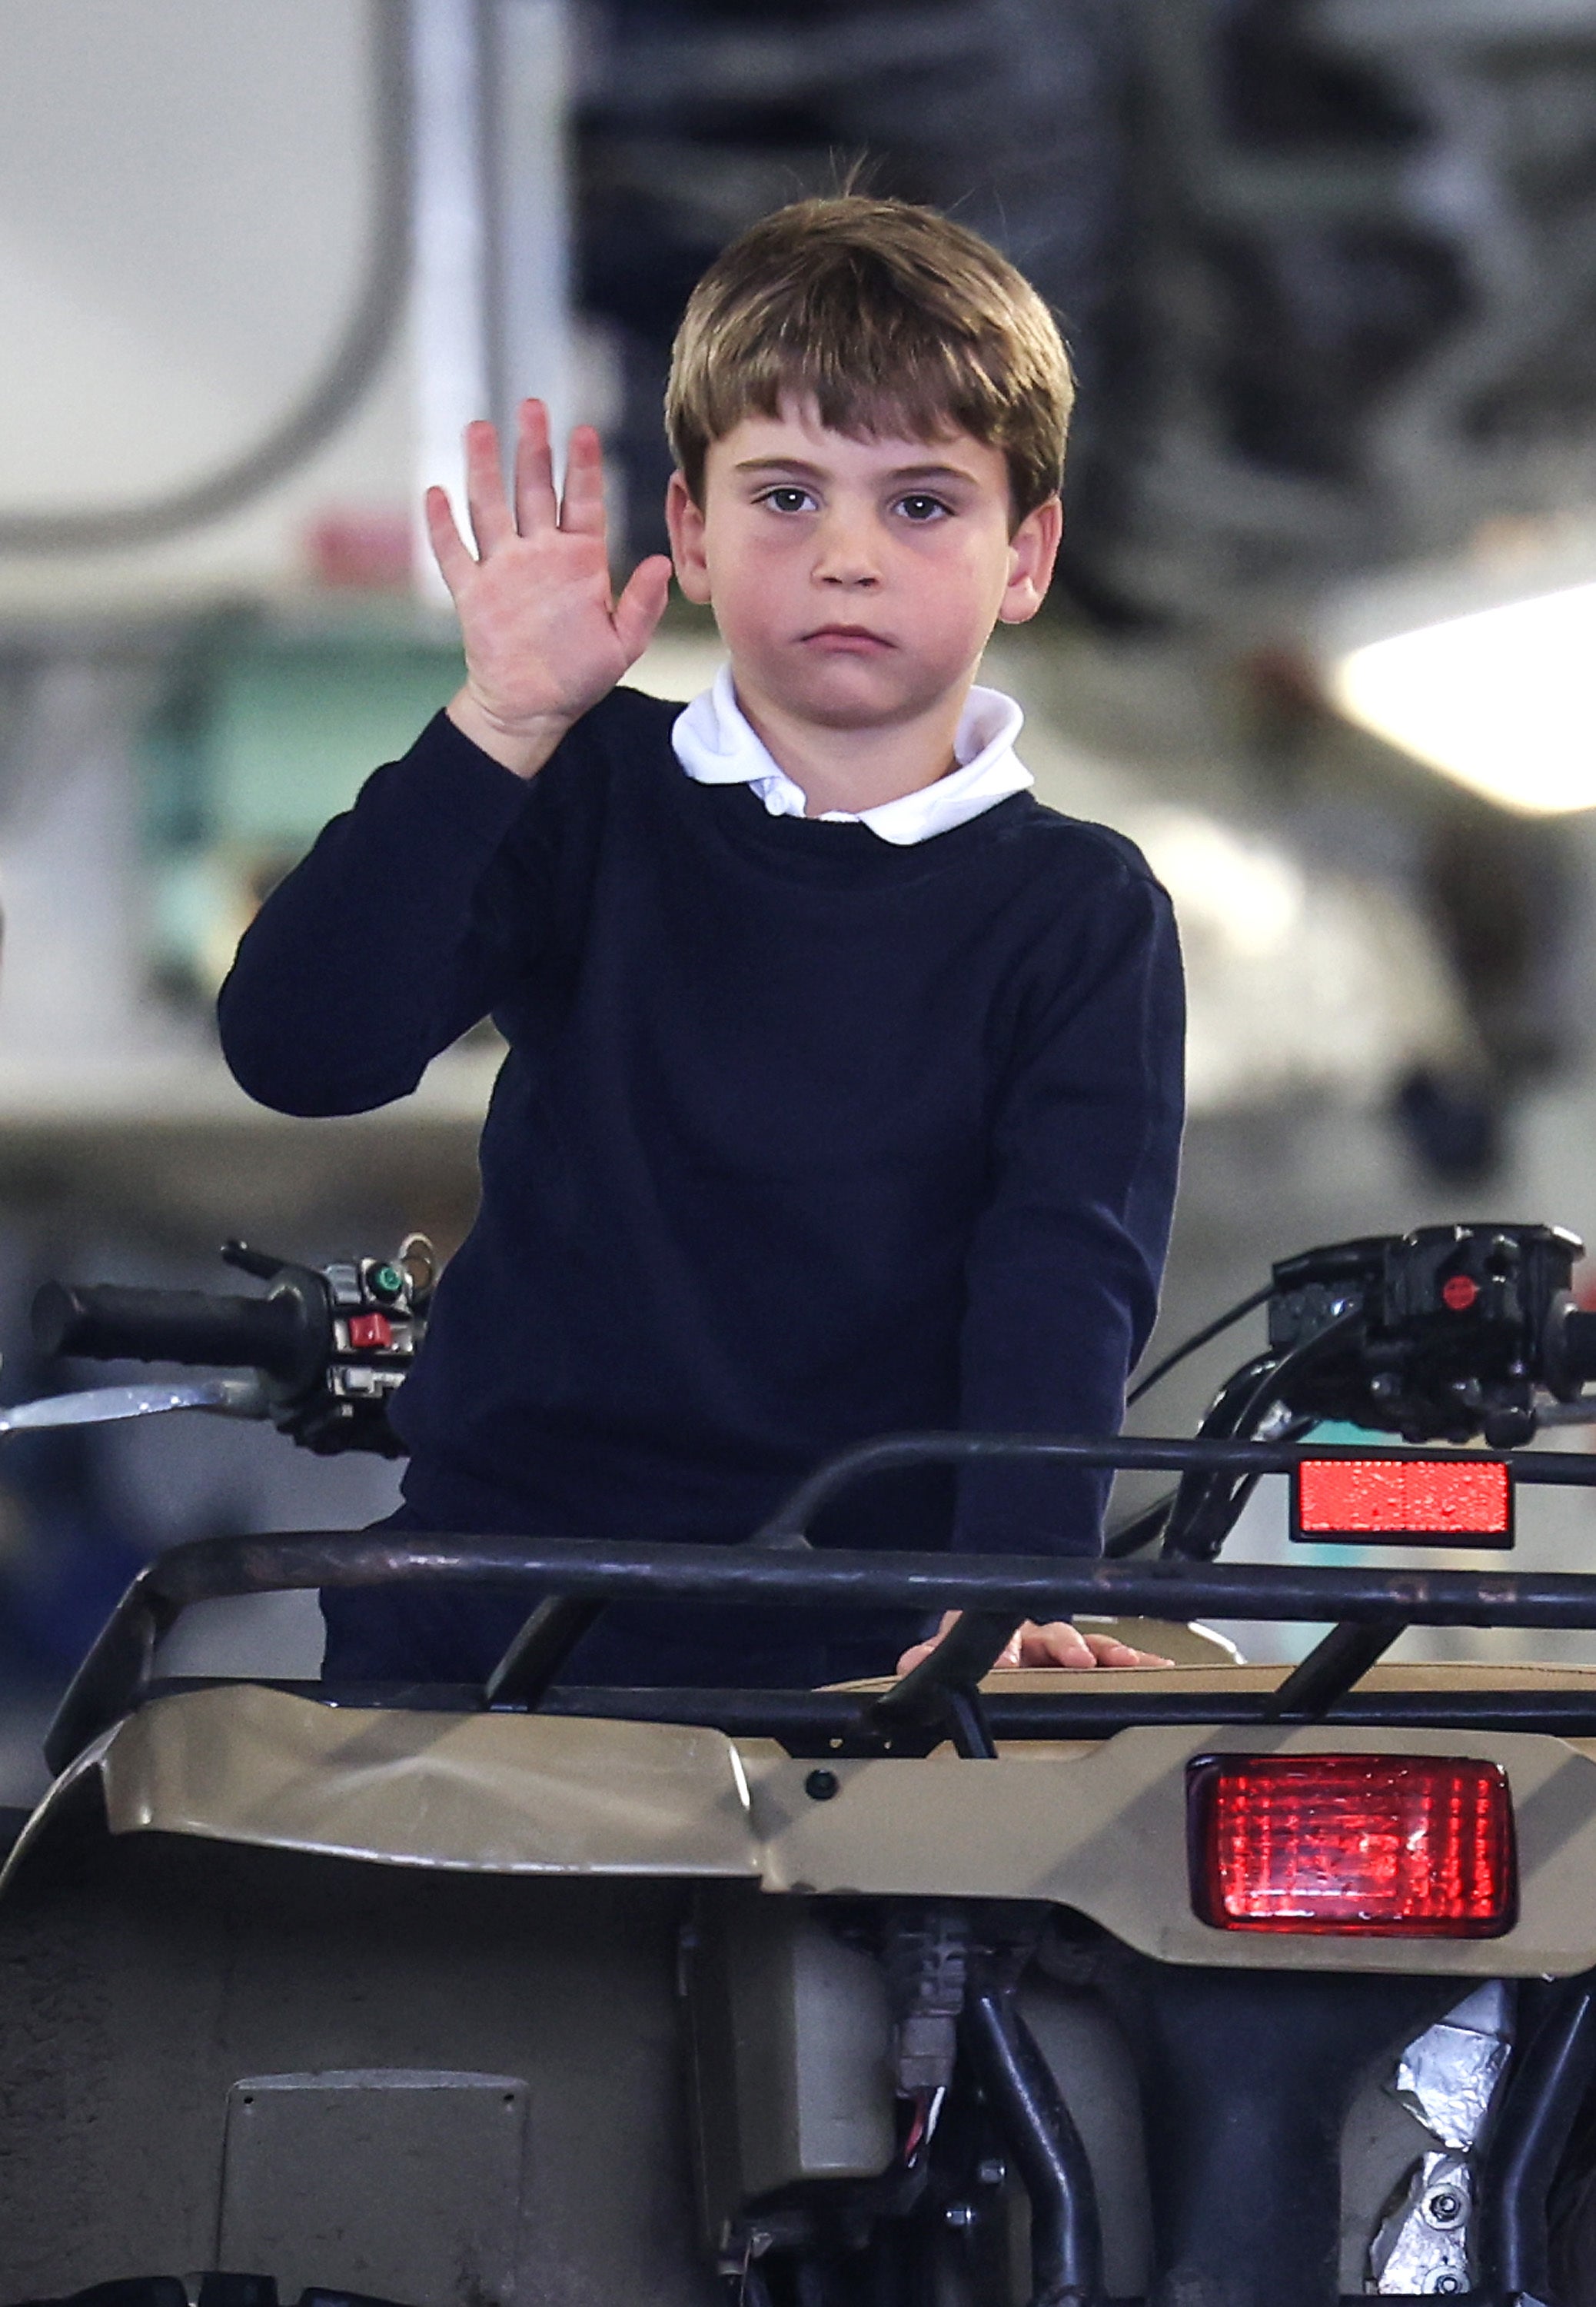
[32,1281,316,1387]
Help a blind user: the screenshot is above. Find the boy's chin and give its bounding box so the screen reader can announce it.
[759,658,964,732]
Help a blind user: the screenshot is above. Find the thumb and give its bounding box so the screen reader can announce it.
[613,554,673,665]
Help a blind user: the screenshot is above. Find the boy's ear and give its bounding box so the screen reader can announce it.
[997,496,1063,626]
[665,471,713,606]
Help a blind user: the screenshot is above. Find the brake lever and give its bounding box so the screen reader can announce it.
[0,1375,271,1436]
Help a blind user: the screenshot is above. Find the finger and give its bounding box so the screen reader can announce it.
[464,418,517,556]
[1080,1633,1175,1669]
[558,424,608,538]
[424,485,476,598]
[1018,1620,1099,1669]
[894,1610,960,1676]
[513,398,558,534]
[613,556,674,665]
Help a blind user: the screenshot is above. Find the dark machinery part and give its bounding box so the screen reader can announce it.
[1267,1223,1596,1447]
[32,1237,434,1458]
[883,1905,969,2099]
[1100,1962,1451,2307]
[1480,1982,1596,2298]
[963,1979,1105,2307]
[1156,1223,1596,1562]
[5,2282,424,2307]
[684,1890,899,2272]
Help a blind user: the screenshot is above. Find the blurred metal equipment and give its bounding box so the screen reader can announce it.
[1104,0,1596,621]
[575,0,1131,561]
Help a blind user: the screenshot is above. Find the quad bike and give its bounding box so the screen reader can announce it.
[12,1222,1596,2304]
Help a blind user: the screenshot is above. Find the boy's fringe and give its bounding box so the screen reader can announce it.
[666,193,1073,520]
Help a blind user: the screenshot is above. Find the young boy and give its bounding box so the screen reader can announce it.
[218,195,1185,1690]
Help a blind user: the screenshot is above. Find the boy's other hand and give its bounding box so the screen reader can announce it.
[430,398,674,778]
[895,1609,1174,1674]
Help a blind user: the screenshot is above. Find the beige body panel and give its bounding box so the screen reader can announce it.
[20,1683,763,1883]
[15,1668,1596,1976]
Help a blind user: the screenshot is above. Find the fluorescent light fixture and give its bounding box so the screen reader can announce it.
[1329,579,1596,814]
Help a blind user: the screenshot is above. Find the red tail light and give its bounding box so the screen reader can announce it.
[1189,1754,1516,1936]
[1293,1455,1512,1546]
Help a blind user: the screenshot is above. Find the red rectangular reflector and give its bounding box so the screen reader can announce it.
[1189,1754,1516,1936]
[1293,1456,1512,1546]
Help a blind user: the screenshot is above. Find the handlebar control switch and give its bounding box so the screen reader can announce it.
[32,1234,438,1459]
[1267,1222,1589,1445]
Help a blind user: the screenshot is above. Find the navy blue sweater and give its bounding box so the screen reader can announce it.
[218,689,1184,1686]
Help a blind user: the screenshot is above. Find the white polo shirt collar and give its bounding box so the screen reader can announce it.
[670,663,1032,846]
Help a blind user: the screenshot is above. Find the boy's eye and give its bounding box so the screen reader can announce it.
[759,485,815,514]
[896,493,951,523]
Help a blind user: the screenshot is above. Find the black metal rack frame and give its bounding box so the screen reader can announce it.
[45,1428,1596,1773]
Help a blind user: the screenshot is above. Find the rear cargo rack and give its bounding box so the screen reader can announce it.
[47,1428,1596,1773]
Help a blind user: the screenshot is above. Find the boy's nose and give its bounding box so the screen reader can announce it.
[812,511,880,587]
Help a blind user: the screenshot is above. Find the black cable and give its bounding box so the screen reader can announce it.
[1155,1352,1280,1562]
[0,0,411,554]
[1126,1283,1273,1407]
[1102,1490,1175,1558]
[1161,1317,1357,1560]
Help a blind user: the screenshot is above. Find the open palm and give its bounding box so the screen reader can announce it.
[429,399,673,777]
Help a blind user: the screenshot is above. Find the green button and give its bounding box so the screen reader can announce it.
[370,1263,404,1300]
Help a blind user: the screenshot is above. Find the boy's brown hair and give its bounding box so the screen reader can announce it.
[665,195,1074,522]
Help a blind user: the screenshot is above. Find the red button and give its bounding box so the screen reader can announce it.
[347,1313,393,1350]
[1442,1274,1480,1311]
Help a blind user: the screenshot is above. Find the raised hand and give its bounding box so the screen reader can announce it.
[429,399,674,778]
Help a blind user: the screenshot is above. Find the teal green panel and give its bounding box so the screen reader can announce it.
[210,646,465,848]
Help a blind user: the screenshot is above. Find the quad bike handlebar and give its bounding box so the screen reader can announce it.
[32,1280,318,1390]
[28,1235,434,1456]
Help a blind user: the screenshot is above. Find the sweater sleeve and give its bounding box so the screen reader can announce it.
[217,711,549,1117]
[953,854,1185,1557]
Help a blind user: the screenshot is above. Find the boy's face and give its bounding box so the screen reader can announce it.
[666,398,1060,737]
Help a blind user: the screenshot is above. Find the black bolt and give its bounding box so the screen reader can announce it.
[804,1768,840,1802]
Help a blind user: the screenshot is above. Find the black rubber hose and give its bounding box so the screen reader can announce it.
[484,1596,605,1709]
[33,1280,315,1387]
[1162,1317,1359,1560]
[963,1985,1103,2306]
[1478,1980,1596,2294]
[864,1609,1019,1733]
[1157,1353,1278,1561]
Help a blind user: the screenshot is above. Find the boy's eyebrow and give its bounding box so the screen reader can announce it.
[732,455,984,486]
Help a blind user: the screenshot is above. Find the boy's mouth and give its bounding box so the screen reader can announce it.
[801,624,893,651]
